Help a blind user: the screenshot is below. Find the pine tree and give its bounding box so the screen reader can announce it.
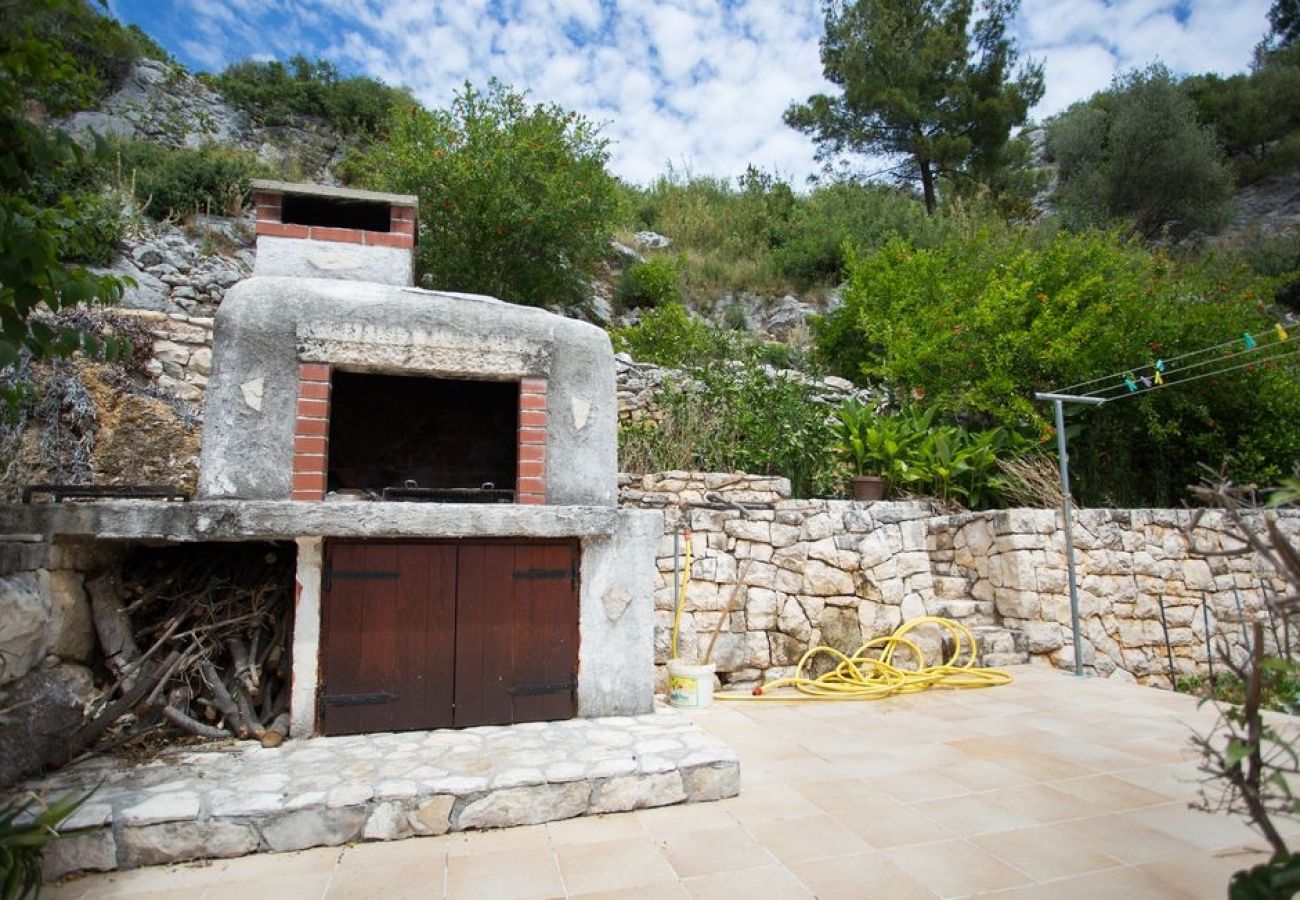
[785,0,1043,214]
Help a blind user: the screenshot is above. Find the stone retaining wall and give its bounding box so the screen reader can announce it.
[620,471,1300,688]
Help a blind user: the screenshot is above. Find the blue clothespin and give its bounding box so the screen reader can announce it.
[1123,375,1138,393]
[1244,332,1258,350]
[1154,358,1166,372]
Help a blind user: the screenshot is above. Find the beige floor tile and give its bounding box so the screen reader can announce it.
[440,823,551,857]
[832,797,957,849]
[39,879,92,900]
[972,826,1123,882]
[1138,847,1272,896]
[210,845,340,880]
[72,860,229,898]
[555,837,677,895]
[1053,772,1182,811]
[984,782,1107,824]
[328,859,439,899]
[335,837,447,870]
[683,864,812,899]
[571,883,691,900]
[878,769,974,804]
[911,791,1039,836]
[1046,813,1200,865]
[547,812,647,846]
[445,846,563,900]
[1112,763,1202,800]
[886,838,1032,896]
[793,778,889,813]
[786,851,938,900]
[743,813,872,865]
[637,801,736,837]
[717,784,824,824]
[1038,864,1199,899]
[1124,802,1265,852]
[206,872,335,900]
[933,758,1037,792]
[658,824,776,878]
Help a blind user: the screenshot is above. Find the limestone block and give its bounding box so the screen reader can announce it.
[733,541,774,562]
[1023,621,1064,653]
[994,589,1040,619]
[190,348,213,377]
[770,523,801,548]
[723,518,770,543]
[778,597,812,641]
[817,607,863,654]
[1183,559,1214,591]
[807,538,859,572]
[799,513,834,542]
[121,821,257,867]
[801,560,854,596]
[47,570,94,661]
[363,801,415,841]
[894,552,930,579]
[769,631,807,666]
[684,764,740,801]
[590,772,686,813]
[691,555,737,583]
[771,545,807,574]
[153,340,191,366]
[41,829,116,880]
[260,806,368,852]
[775,568,803,594]
[971,580,995,603]
[996,553,1039,592]
[744,588,779,630]
[857,530,896,570]
[0,572,50,684]
[684,580,723,611]
[900,594,927,622]
[796,595,826,625]
[456,782,590,829]
[741,561,779,590]
[932,599,977,620]
[121,792,202,826]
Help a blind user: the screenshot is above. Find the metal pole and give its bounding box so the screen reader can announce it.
[1052,398,1085,677]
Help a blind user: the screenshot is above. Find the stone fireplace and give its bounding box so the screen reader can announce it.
[3,179,661,739]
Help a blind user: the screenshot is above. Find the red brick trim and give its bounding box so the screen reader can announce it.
[293,363,331,501]
[517,378,547,504]
[257,221,309,239]
[364,231,414,249]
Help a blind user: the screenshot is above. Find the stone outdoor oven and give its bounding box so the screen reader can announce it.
[6,180,661,739]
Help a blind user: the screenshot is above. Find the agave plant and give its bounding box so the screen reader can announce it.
[1,790,93,900]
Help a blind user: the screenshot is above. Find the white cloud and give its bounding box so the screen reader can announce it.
[165,0,1275,186]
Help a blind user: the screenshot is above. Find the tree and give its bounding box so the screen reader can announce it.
[785,0,1044,214]
[1269,0,1300,49]
[343,79,618,309]
[0,0,129,408]
[1047,66,1234,237]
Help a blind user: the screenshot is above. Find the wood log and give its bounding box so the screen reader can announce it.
[226,637,260,701]
[87,573,141,690]
[260,713,290,748]
[59,649,182,766]
[162,691,232,740]
[200,661,248,738]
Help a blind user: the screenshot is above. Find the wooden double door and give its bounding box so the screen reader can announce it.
[319,540,579,736]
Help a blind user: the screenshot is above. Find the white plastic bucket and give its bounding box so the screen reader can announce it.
[667,659,716,709]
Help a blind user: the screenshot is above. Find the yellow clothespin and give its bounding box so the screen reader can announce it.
[1153,369,1164,386]
[1277,322,1290,342]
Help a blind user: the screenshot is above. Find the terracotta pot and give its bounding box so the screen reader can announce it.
[850,475,886,502]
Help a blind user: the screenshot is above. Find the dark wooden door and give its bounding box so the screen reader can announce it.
[320,540,578,736]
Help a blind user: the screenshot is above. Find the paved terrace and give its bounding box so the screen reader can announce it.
[46,665,1298,899]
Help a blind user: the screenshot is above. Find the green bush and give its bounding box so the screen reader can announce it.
[617,258,682,310]
[215,55,410,136]
[1,790,94,898]
[1047,65,1233,237]
[619,358,840,498]
[343,79,618,308]
[610,303,748,369]
[816,227,1300,506]
[6,0,168,113]
[116,141,258,220]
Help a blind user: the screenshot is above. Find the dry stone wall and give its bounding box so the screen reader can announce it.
[620,471,1300,690]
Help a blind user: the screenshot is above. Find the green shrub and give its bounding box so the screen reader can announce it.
[816,227,1300,506]
[117,142,258,220]
[617,258,682,310]
[1,790,95,898]
[215,56,410,136]
[619,359,840,498]
[344,79,618,308]
[610,302,741,369]
[5,0,168,113]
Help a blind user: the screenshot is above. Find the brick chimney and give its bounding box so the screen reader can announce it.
[251,180,418,287]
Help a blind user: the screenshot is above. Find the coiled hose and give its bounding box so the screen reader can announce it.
[717,616,1013,701]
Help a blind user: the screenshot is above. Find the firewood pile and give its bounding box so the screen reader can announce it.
[68,544,295,762]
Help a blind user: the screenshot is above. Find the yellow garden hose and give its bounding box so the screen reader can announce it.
[717,616,1013,701]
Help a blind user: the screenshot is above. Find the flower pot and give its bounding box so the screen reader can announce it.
[850,475,886,502]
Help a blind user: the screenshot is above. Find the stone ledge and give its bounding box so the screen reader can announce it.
[30,708,738,878]
[0,502,643,543]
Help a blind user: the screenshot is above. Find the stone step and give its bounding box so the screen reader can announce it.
[30,708,739,879]
[945,625,1030,667]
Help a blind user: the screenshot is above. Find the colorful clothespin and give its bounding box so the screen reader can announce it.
[1123,375,1138,393]
[1154,358,1166,372]
[1153,369,1164,386]
[1244,332,1258,350]
[1277,322,1290,342]
[1139,375,1153,388]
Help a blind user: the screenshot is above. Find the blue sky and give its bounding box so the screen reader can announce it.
[108,0,1273,185]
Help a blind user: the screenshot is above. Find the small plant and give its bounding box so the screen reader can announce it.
[115,141,260,220]
[617,258,682,311]
[1,790,94,899]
